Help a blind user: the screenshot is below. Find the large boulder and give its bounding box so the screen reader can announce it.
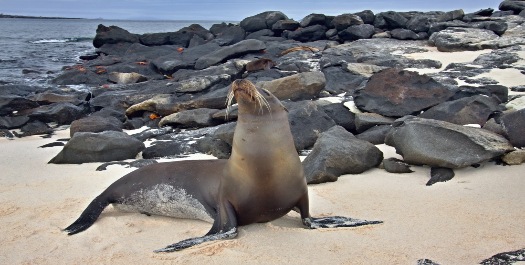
[338,24,375,41]
[286,24,327,42]
[287,101,336,151]
[158,108,220,128]
[385,117,514,168]
[93,24,139,48]
[499,109,525,148]
[49,131,145,164]
[28,102,86,125]
[353,68,454,117]
[0,95,39,116]
[240,11,288,32]
[499,0,525,14]
[194,39,266,70]
[257,71,325,101]
[303,126,383,184]
[429,27,500,52]
[69,115,124,137]
[330,14,364,31]
[419,95,501,126]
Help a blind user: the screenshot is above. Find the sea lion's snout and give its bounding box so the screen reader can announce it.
[227,79,271,115]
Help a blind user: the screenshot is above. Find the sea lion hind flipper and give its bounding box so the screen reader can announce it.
[302,216,383,229]
[63,195,110,235]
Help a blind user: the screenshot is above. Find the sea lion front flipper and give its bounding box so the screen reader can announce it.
[153,228,237,252]
[302,216,383,229]
[154,200,238,252]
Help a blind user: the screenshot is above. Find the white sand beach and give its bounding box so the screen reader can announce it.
[1,47,524,265]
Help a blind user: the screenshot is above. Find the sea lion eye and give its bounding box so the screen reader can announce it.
[261,89,271,96]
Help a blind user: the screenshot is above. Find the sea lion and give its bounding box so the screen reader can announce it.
[64,79,382,252]
[245,58,276,72]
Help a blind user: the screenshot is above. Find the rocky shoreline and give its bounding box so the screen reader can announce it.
[2,2,525,182]
[1,1,525,264]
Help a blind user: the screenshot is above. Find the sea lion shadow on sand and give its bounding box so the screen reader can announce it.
[64,79,382,252]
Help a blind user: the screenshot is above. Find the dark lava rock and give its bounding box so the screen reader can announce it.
[28,102,86,125]
[240,11,288,32]
[355,125,391,145]
[419,95,501,126]
[14,120,54,137]
[330,14,364,31]
[194,39,266,70]
[374,11,408,29]
[159,108,220,128]
[338,24,375,41]
[355,112,395,133]
[0,95,39,116]
[354,68,454,117]
[287,101,336,151]
[499,109,525,148]
[69,115,124,137]
[0,116,30,129]
[499,0,525,14]
[321,66,367,95]
[142,141,186,159]
[93,24,139,48]
[213,25,246,46]
[406,16,430,33]
[390,29,420,40]
[49,131,145,164]
[300,13,328,27]
[451,85,509,104]
[354,10,375,24]
[385,117,514,168]
[286,24,327,42]
[382,157,413,173]
[303,126,383,184]
[319,102,356,133]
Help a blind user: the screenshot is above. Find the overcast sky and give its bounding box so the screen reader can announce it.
[2,0,503,21]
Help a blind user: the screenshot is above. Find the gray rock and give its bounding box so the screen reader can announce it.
[355,112,395,133]
[300,13,328,27]
[385,117,514,168]
[0,95,39,116]
[375,11,408,29]
[500,108,525,148]
[406,16,431,33]
[353,68,454,117]
[159,108,220,128]
[286,24,327,42]
[355,125,392,145]
[257,71,325,101]
[213,25,246,46]
[319,102,356,133]
[330,14,364,31]
[390,29,420,40]
[93,24,139,48]
[382,157,413,173]
[271,19,300,32]
[240,11,288,32]
[499,0,525,14]
[49,131,145,164]
[419,95,501,126]
[303,126,383,184]
[354,10,375,24]
[287,101,336,151]
[338,24,375,41]
[142,141,186,159]
[321,66,367,95]
[108,72,147,84]
[194,39,266,70]
[28,102,86,125]
[429,27,500,52]
[14,120,53,137]
[69,115,124,137]
[0,116,30,129]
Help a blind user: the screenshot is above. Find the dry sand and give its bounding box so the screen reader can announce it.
[1,47,524,265]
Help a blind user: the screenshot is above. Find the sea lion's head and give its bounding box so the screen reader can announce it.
[227,79,284,117]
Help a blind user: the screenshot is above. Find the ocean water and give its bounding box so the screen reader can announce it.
[0,18,224,87]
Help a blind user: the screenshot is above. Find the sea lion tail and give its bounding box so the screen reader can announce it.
[63,195,110,235]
